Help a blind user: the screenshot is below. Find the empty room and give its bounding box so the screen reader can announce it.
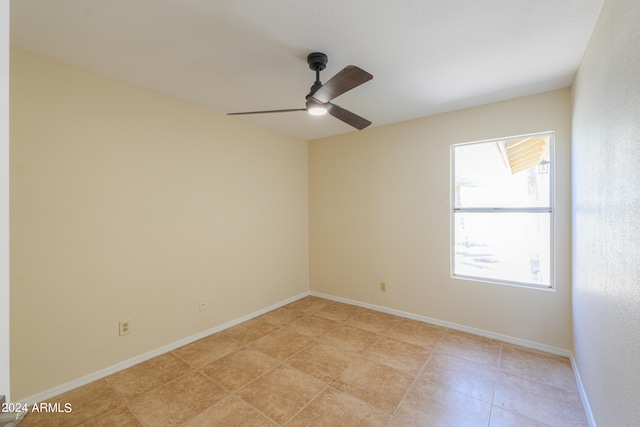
[1,0,638,426]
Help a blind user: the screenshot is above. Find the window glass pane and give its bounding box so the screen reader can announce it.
[453,212,551,287]
[454,138,550,208]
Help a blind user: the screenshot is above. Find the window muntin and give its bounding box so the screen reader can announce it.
[451,132,553,289]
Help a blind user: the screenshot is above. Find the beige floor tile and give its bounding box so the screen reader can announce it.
[385,318,445,349]
[286,342,359,383]
[78,405,143,427]
[421,353,497,402]
[128,371,227,426]
[493,372,588,426]
[25,297,589,427]
[318,325,380,354]
[489,406,552,427]
[221,318,279,344]
[249,329,313,360]
[346,309,402,334]
[106,353,192,401]
[257,306,306,326]
[314,301,364,322]
[200,346,279,391]
[333,358,414,413]
[285,295,332,313]
[394,377,491,427]
[499,344,577,392]
[21,379,124,427]
[183,395,276,427]
[236,365,326,425]
[287,387,390,427]
[172,333,242,368]
[435,330,502,367]
[364,336,431,375]
[282,314,339,338]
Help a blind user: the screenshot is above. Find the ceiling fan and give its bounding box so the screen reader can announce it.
[228,52,373,130]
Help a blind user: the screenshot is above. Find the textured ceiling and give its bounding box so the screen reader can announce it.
[10,0,604,140]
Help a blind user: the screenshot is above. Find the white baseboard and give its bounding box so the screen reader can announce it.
[569,353,597,427]
[19,289,596,427]
[310,291,571,357]
[19,292,309,405]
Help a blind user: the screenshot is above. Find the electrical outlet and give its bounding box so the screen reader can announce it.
[199,298,207,312]
[119,320,131,336]
[380,282,387,292]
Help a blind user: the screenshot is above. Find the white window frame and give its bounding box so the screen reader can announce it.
[450,131,555,290]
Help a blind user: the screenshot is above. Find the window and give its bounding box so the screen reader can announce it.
[451,132,553,289]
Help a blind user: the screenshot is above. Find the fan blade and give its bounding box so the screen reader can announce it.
[228,108,305,116]
[327,103,371,130]
[312,66,373,103]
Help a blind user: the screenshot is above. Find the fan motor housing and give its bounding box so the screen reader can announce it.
[307,52,328,71]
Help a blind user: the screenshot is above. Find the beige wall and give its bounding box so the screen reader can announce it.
[310,89,573,350]
[10,50,309,400]
[1,0,9,401]
[9,47,582,402]
[572,0,640,425]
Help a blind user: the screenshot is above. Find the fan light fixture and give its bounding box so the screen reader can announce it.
[308,105,327,116]
[306,98,327,116]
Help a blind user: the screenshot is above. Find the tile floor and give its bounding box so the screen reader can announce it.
[20,296,589,426]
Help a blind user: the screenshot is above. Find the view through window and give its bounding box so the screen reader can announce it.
[451,132,553,288]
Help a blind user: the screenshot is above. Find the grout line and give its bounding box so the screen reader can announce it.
[389,326,444,422]
[486,343,504,427]
[102,378,147,427]
[234,393,282,427]
[282,384,330,426]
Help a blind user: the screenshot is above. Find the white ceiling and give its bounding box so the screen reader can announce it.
[10,0,604,141]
